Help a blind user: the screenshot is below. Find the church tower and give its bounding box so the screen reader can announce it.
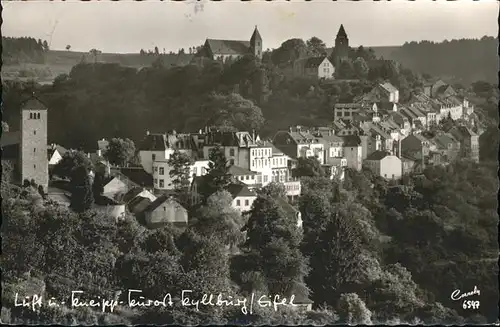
[20,95,49,192]
[335,24,349,65]
[249,26,263,60]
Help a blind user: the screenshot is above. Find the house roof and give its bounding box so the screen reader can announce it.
[122,187,150,203]
[21,96,47,111]
[366,150,391,161]
[228,165,257,176]
[48,144,68,160]
[433,133,459,149]
[139,134,167,151]
[206,39,250,56]
[144,194,186,213]
[113,167,154,188]
[379,82,398,93]
[1,131,21,147]
[128,196,153,212]
[335,103,362,109]
[227,183,256,198]
[370,124,391,140]
[300,56,329,68]
[342,135,362,147]
[205,131,254,147]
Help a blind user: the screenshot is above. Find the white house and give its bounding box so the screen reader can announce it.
[153,159,210,190]
[227,183,257,213]
[293,56,335,79]
[47,144,68,166]
[363,150,402,180]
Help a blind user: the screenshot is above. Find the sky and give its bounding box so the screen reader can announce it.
[2,0,498,54]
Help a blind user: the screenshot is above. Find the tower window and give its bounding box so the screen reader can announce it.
[34,130,36,135]
[30,113,33,119]
[257,41,260,46]
[34,164,36,169]
[37,113,41,119]
[34,148,36,153]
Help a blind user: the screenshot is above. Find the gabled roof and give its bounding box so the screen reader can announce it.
[144,194,186,213]
[113,167,154,188]
[370,124,391,140]
[228,165,257,176]
[433,133,459,149]
[21,96,47,111]
[227,183,256,198]
[206,39,250,56]
[379,82,398,93]
[303,56,330,68]
[48,144,68,160]
[365,150,391,161]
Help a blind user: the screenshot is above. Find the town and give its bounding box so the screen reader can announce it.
[1,12,498,326]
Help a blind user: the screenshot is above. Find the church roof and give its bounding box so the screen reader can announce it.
[206,39,250,56]
[250,26,262,43]
[337,24,347,38]
[22,96,47,111]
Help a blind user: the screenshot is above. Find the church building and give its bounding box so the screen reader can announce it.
[196,26,263,63]
[333,24,349,66]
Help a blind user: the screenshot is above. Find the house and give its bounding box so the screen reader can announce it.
[229,165,259,188]
[101,177,129,200]
[153,159,210,190]
[399,105,427,129]
[197,26,262,62]
[363,151,402,180]
[273,127,325,165]
[138,131,194,175]
[128,196,154,214]
[227,183,257,213]
[333,103,362,121]
[432,132,461,163]
[47,144,68,167]
[342,135,363,171]
[401,134,434,157]
[314,128,345,165]
[112,167,154,189]
[401,157,415,175]
[293,56,335,79]
[361,82,399,104]
[449,126,479,162]
[143,195,188,229]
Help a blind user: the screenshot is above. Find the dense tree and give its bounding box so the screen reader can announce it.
[292,157,326,178]
[105,138,136,167]
[306,37,327,56]
[336,293,372,324]
[53,150,93,179]
[353,57,369,79]
[256,182,287,199]
[199,146,232,199]
[167,150,195,192]
[69,166,94,213]
[336,59,355,79]
[271,38,309,66]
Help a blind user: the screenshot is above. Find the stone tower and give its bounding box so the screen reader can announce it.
[20,95,49,192]
[249,26,263,60]
[335,24,349,65]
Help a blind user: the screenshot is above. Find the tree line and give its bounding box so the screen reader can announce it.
[2,37,49,64]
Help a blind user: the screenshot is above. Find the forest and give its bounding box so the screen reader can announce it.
[2,156,498,324]
[383,37,498,85]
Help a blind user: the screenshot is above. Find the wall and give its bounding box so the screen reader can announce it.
[380,156,402,180]
[103,178,128,197]
[21,109,48,191]
[232,196,255,212]
[343,145,362,171]
[146,200,188,226]
[139,150,167,174]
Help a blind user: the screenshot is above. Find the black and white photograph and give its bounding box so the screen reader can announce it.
[1,0,498,325]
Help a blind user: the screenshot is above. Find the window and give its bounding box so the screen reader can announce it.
[159,179,164,188]
[384,174,387,178]
[37,113,40,119]
[236,200,240,206]
[159,167,164,175]
[34,130,36,135]
[252,160,255,167]
[29,113,33,119]
[392,174,395,179]
[154,179,158,185]
[264,175,268,183]
[246,175,249,180]
[152,154,156,161]
[34,164,36,169]
[34,148,36,153]
[245,199,249,206]
[251,175,254,180]
[229,149,235,156]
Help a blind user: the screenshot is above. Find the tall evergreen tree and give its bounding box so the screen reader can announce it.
[70,166,94,213]
[199,146,232,200]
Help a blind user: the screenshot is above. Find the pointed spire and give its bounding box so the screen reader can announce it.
[250,25,262,42]
[337,24,347,38]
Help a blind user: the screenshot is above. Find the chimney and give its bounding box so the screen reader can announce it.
[146,130,150,136]
[97,149,102,157]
